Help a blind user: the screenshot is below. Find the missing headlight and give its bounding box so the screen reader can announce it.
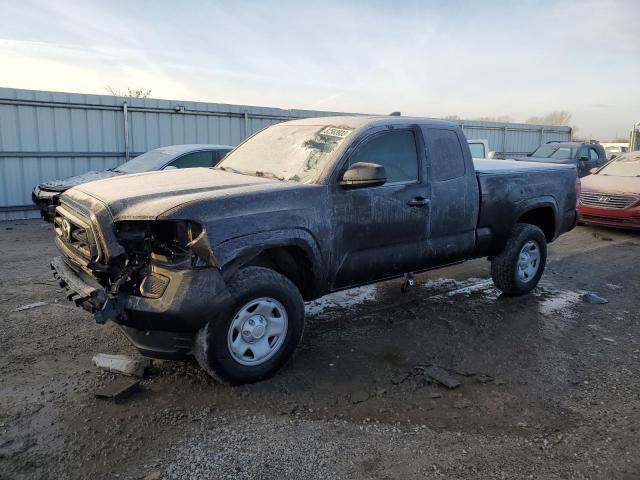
[115,220,216,269]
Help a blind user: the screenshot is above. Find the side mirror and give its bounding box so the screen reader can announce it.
[579,156,589,162]
[487,151,496,159]
[163,165,178,170]
[340,162,387,189]
[589,167,598,174]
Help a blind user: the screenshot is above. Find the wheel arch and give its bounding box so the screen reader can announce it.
[515,198,559,242]
[217,229,324,300]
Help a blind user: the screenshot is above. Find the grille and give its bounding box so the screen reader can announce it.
[54,206,100,262]
[580,192,638,209]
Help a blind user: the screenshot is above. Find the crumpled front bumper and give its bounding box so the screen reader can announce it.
[51,255,232,359]
[32,186,61,220]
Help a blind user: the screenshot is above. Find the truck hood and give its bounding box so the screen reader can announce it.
[64,167,295,220]
[39,170,122,192]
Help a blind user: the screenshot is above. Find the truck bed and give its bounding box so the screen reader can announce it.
[472,158,577,253]
[473,158,575,174]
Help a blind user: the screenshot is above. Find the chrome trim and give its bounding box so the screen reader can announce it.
[579,191,638,210]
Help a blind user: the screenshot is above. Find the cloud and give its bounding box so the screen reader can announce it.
[0,0,639,138]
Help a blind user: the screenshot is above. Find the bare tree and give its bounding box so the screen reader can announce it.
[473,115,514,123]
[525,110,572,126]
[105,85,152,98]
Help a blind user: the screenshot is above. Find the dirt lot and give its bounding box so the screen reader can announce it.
[1,220,639,479]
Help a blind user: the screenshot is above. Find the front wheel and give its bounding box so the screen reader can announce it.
[194,266,305,385]
[491,223,547,296]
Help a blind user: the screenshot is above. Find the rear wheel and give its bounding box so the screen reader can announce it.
[491,223,547,296]
[194,266,304,385]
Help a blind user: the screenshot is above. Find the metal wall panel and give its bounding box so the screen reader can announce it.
[0,87,571,220]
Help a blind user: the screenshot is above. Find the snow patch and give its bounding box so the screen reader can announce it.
[536,289,583,316]
[305,285,376,317]
[424,277,499,300]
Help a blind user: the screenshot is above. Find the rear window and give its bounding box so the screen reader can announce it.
[468,143,486,159]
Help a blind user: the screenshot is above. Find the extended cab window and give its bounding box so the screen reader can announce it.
[425,128,465,181]
[169,151,213,169]
[589,148,600,161]
[578,146,589,159]
[349,130,418,183]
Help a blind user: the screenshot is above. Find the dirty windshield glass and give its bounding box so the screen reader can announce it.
[528,145,576,163]
[217,124,354,183]
[597,153,640,177]
[114,149,174,173]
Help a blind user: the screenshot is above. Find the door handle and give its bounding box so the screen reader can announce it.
[407,197,429,208]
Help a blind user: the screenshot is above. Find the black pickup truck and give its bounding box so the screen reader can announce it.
[50,116,578,384]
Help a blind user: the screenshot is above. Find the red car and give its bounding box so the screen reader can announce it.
[578,151,640,230]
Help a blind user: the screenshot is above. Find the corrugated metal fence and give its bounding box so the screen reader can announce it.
[0,87,571,220]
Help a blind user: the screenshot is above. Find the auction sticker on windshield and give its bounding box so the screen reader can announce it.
[319,127,353,138]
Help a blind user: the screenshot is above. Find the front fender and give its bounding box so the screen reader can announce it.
[215,228,324,284]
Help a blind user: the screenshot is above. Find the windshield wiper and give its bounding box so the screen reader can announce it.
[217,165,244,175]
[255,171,285,181]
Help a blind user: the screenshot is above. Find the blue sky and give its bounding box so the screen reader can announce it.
[0,0,638,139]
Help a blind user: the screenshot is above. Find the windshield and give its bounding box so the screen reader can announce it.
[217,124,354,183]
[597,153,640,177]
[114,149,174,173]
[528,145,577,162]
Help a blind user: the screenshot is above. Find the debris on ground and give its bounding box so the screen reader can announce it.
[424,366,461,389]
[454,398,473,409]
[592,232,613,241]
[391,372,409,385]
[414,374,429,388]
[582,292,609,304]
[142,471,162,480]
[11,301,48,312]
[476,374,494,384]
[92,353,151,378]
[350,390,369,404]
[94,378,140,403]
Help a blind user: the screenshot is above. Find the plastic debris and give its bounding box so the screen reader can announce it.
[12,302,48,312]
[582,293,608,304]
[424,366,461,389]
[92,353,151,378]
[95,378,140,402]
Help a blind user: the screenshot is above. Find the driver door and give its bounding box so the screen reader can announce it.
[331,127,430,289]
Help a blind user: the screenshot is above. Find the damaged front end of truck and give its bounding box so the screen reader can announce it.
[51,195,231,359]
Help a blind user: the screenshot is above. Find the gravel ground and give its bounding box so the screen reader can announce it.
[1,220,639,479]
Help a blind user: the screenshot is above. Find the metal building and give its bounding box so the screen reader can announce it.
[0,87,571,220]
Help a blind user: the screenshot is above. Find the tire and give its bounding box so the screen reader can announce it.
[491,223,547,296]
[194,266,304,385]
